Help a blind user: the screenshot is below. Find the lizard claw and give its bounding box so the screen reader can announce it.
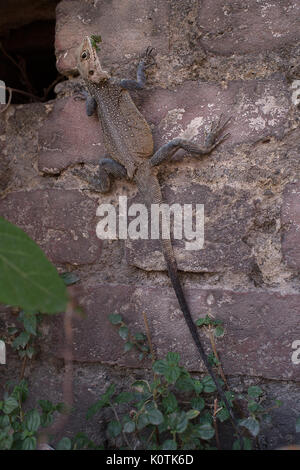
[142,46,156,69]
[205,115,232,148]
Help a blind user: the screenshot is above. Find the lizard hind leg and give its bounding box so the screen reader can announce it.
[94,158,128,193]
[149,115,231,167]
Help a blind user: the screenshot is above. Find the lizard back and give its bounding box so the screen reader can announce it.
[86,80,154,179]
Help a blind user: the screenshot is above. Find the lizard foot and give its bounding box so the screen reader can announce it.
[142,46,156,69]
[205,114,232,148]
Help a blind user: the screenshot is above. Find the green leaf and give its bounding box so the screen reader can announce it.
[38,400,54,413]
[186,410,200,420]
[247,386,263,398]
[152,359,167,374]
[114,392,135,404]
[22,436,37,450]
[60,272,80,286]
[193,380,204,394]
[176,374,194,392]
[3,397,19,414]
[12,331,30,349]
[202,376,217,393]
[107,420,122,438]
[247,400,260,413]
[0,217,67,314]
[134,332,146,341]
[239,417,260,437]
[216,406,230,423]
[162,393,178,414]
[108,314,123,325]
[162,439,177,450]
[153,359,181,383]
[57,437,72,450]
[147,407,164,426]
[23,312,37,336]
[90,34,102,51]
[124,342,134,352]
[131,380,149,394]
[168,411,188,434]
[296,416,300,433]
[118,326,129,340]
[214,325,224,337]
[191,397,205,412]
[194,423,215,440]
[233,437,253,450]
[137,412,149,430]
[25,409,41,432]
[86,384,115,419]
[123,420,135,433]
[196,315,211,327]
[166,352,180,365]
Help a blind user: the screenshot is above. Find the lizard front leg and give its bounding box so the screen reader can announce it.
[74,88,97,116]
[150,116,230,167]
[117,46,155,91]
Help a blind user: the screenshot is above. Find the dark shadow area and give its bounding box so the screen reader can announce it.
[0,19,65,104]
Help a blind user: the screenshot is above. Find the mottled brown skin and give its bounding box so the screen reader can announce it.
[77,36,240,435]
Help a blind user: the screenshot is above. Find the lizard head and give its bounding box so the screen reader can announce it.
[77,36,110,83]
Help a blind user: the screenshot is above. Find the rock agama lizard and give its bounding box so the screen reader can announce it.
[76,36,239,433]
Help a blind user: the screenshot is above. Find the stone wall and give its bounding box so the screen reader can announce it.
[1,0,300,448]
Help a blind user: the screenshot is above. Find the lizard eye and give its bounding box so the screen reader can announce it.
[81,50,89,60]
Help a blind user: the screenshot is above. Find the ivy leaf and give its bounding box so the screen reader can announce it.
[186,410,200,420]
[86,384,115,419]
[247,386,263,398]
[123,420,135,433]
[162,393,178,414]
[118,326,129,340]
[194,423,215,440]
[107,420,122,438]
[214,325,224,337]
[23,312,37,336]
[124,342,134,352]
[3,397,19,414]
[0,218,67,313]
[202,376,217,393]
[162,439,177,450]
[114,392,135,404]
[191,397,205,412]
[12,331,30,349]
[146,407,164,426]
[25,409,41,432]
[168,411,188,434]
[108,314,123,325]
[153,359,181,384]
[60,272,80,286]
[239,417,260,437]
[22,436,36,450]
[57,437,72,450]
[233,437,252,450]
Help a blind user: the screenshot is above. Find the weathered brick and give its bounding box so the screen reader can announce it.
[49,283,300,381]
[125,183,255,274]
[281,182,300,270]
[0,189,101,265]
[38,97,105,174]
[55,0,169,74]
[198,0,300,55]
[145,79,290,149]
